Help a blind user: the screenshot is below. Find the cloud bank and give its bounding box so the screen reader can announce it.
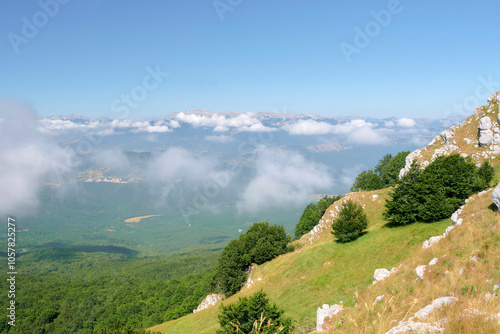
[281,119,389,145]
[238,147,333,212]
[0,99,73,215]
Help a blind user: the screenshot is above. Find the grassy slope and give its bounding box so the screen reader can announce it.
[148,190,451,333]
[323,187,500,333]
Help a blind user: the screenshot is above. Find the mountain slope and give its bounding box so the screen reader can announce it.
[148,92,500,333]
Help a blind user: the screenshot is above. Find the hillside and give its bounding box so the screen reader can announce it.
[149,92,500,334]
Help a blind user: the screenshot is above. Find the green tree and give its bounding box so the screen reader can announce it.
[383,161,423,226]
[476,160,495,189]
[212,222,293,297]
[351,151,410,191]
[331,200,368,243]
[217,291,294,334]
[294,195,342,239]
[380,151,409,186]
[375,153,393,175]
[384,154,491,226]
[351,170,384,191]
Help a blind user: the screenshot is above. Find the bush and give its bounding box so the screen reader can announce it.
[384,154,492,226]
[216,291,294,334]
[212,222,293,297]
[294,195,342,239]
[331,200,368,243]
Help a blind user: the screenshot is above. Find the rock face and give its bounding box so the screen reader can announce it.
[479,116,494,147]
[192,293,223,313]
[316,304,343,332]
[492,183,500,210]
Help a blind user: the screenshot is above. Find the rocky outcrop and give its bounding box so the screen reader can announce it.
[385,297,457,333]
[479,116,494,147]
[411,297,458,322]
[385,321,445,334]
[316,304,343,332]
[192,293,223,313]
[399,92,500,178]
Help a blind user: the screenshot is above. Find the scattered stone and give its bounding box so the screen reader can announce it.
[373,295,384,305]
[316,304,343,332]
[429,258,439,266]
[416,265,427,279]
[422,236,444,249]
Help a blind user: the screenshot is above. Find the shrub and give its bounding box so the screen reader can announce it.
[294,195,342,239]
[216,291,294,334]
[212,222,293,296]
[384,154,491,226]
[331,200,368,243]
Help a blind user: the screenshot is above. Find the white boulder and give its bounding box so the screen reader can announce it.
[492,183,500,210]
[316,304,343,332]
[374,268,391,282]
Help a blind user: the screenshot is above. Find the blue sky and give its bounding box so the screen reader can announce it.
[1,0,499,119]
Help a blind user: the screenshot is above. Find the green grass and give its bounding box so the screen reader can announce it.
[149,190,452,333]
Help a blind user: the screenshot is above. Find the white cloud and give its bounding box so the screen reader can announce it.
[397,118,416,127]
[282,119,388,145]
[213,125,229,132]
[40,118,102,131]
[175,111,274,132]
[145,148,231,206]
[0,99,74,215]
[237,147,333,212]
[281,119,334,135]
[237,123,277,132]
[205,135,235,143]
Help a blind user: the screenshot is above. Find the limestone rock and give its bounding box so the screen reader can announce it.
[492,183,500,211]
[416,265,427,279]
[374,268,391,282]
[479,117,494,147]
[316,304,343,332]
[385,321,445,334]
[480,117,492,130]
[440,130,453,142]
[193,293,223,313]
[412,297,458,321]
